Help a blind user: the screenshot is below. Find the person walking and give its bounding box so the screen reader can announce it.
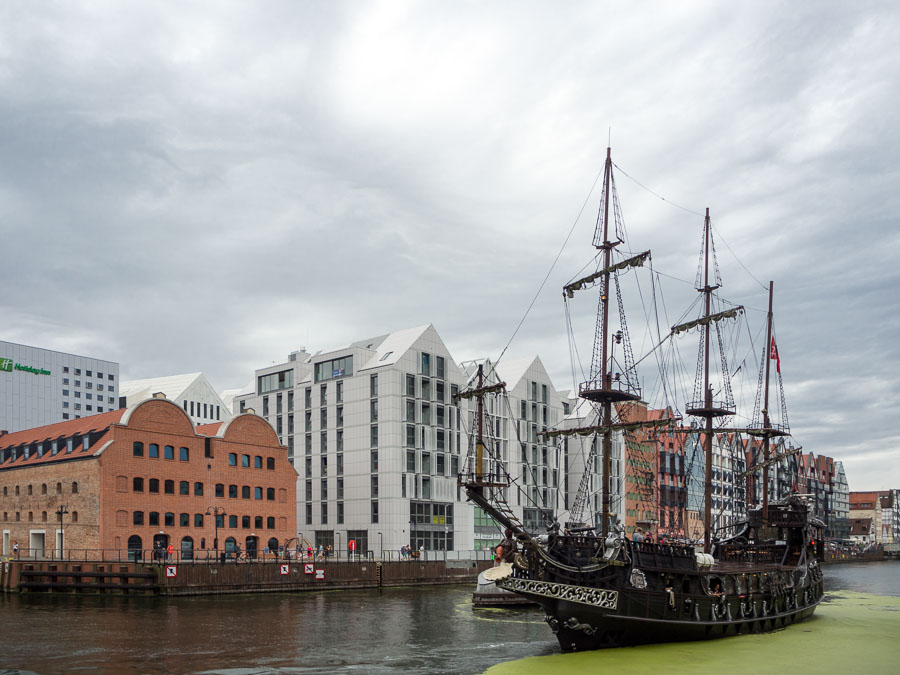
[166,543,175,561]
[12,541,19,558]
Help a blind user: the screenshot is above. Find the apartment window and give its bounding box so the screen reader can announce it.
[258,369,293,394]
[180,513,190,527]
[406,374,416,397]
[320,384,327,406]
[215,483,224,498]
[229,453,237,466]
[422,403,431,426]
[421,378,431,400]
[242,485,250,499]
[179,447,189,461]
[180,481,189,495]
[305,387,312,409]
[242,516,250,529]
[336,380,343,403]
[195,513,204,527]
[370,374,378,397]
[422,452,431,474]
[313,356,353,383]
[164,445,174,460]
[371,450,379,472]
[149,478,159,493]
[422,477,431,499]
[305,481,313,501]
[406,399,416,422]
[421,352,431,375]
[255,487,263,500]
[305,457,312,478]
[241,454,250,467]
[229,484,238,498]
[149,512,159,526]
[407,450,416,472]
[321,456,327,477]
[262,397,269,416]
[194,482,203,496]
[320,478,328,500]
[406,425,416,447]
[337,502,344,524]
[306,504,312,525]
[321,502,328,524]
[371,500,379,523]
[165,480,175,494]
[267,487,275,501]
[321,432,327,453]
[337,453,344,475]
[133,511,144,525]
[336,430,343,452]
[336,406,343,428]
[337,478,344,500]
[437,453,445,475]
[133,477,144,492]
[133,442,144,457]
[254,455,262,469]
[371,475,379,498]
[370,425,378,448]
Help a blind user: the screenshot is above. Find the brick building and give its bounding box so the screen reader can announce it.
[0,397,296,559]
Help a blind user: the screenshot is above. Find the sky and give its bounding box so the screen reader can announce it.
[1,1,898,491]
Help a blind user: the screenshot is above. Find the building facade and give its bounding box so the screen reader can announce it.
[1,339,119,433]
[0,397,296,559]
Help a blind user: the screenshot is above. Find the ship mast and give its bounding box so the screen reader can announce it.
[761,281,774,524]
[683,209,738,554]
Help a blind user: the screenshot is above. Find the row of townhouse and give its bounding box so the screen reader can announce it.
[848,490,900,545]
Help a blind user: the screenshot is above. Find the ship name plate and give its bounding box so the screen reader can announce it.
[499,578,618,610]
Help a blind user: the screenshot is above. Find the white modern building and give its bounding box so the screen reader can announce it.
[0,339,119,433]
[235,325,576,557]
[119,373,232,426]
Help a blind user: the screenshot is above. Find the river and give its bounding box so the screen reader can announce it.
[0,561,898,674]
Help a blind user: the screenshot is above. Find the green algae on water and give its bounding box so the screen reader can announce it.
[485,592,900,675]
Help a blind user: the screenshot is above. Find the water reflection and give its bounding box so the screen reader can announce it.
[0,585,554,674]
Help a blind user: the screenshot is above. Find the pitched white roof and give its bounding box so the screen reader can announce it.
[494,355,539,391]
[358,324,432,371]
[119,373,204,401]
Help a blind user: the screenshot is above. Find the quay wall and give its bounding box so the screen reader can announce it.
[1,558,493,596]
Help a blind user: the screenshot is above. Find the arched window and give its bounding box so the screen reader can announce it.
[133,477,144,492]
[194,513,204,527]
[267,488,275,501]
[215,483,224,497]
[41,483,47,494]
[72,511,78,523]
[15,512,20,521]
[28,511,33,522]
[149,478,159,493]
[242,516,251,529]
[254,516,263,529]
[15,486,20,495]
[228,515,237,528]
[241,485,250,499]
[72,481,79,494]
[164,480,174,494]
[267,517,275,529]
[128,535,143,561]
[266,457,275,470]
[224,537,237,553]
[56,482,62,494]
[254,456,262,469]
[241,454,250,467]
[179,481,189,495]
[149,512,159,526]
[181,536,194,560]
[28,484,33,495]
[267,537,279,551]
[180,513,189,527]
[42,511,47,522]
[228,453,237,466]
[194,482,203,496]
[165,512,175,526]
[254,487,262,500]
[133,442,144,457]
[149,443,159,458]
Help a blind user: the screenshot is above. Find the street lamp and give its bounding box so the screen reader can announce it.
[55,504,69,560]
[206,506,226,560]
[378,532,383,560]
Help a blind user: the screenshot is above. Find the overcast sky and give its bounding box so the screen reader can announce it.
[2,1,898,491]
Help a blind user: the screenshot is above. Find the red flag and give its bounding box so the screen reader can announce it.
[769,337,781,373]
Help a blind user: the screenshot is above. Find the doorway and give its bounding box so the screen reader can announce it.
[245,536,259,559]
[29,531,46,559]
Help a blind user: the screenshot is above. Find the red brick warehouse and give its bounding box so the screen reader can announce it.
[0,396,297,559]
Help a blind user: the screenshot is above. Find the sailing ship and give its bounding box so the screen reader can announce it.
[458,148,824,651]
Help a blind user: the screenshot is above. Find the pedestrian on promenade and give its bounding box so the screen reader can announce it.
[166,543,175,561]
[12,541,18,558]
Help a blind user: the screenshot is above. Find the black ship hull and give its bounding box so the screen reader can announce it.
[500,571,822,651]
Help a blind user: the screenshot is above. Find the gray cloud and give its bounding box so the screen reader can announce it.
[1,1,899,490]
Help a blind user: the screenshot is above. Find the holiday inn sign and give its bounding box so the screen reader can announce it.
[0,357,51,376]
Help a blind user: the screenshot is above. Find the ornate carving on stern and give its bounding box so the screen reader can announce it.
[500,578,618,610]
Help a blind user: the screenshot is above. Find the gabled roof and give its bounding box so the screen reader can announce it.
[0,408,126,450]
[358,324,432,371]
[494,356,540,391]
[119,373,204,401]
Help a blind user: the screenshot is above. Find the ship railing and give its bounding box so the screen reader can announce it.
[717,543,788,564]
[630,541,695,571]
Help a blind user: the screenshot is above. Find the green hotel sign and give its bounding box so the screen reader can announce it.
[0,357,51,376]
